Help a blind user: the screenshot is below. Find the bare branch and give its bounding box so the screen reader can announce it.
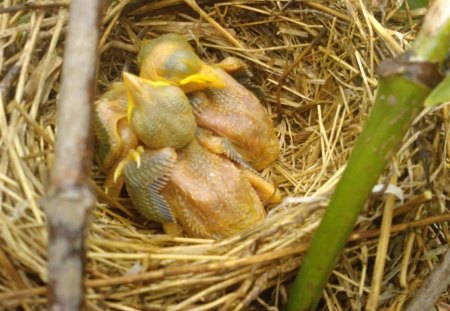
[406,246,450,311]
[43,0,103,310]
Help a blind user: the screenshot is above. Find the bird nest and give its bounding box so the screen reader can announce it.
[1,1,449,310]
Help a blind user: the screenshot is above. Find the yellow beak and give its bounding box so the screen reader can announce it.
[123,72,143,95]
[179,64,225,92]
[122,72,144,123]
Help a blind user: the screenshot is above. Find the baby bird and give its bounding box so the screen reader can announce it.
[94,82,139,196]
[119,73,266,238]
[137,33,279,171]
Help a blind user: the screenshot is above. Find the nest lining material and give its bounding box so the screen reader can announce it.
[1,0,449,310]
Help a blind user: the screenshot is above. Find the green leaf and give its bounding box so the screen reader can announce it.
[424,75,450,106]
[408,0,429,9]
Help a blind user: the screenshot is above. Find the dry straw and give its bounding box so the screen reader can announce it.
[0,0,449,310]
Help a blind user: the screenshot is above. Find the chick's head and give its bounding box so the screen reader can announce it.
[138,33,224,92]
[123,72,197,150]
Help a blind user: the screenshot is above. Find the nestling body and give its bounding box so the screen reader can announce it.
[119,73,267,238]
[138,34,279,170]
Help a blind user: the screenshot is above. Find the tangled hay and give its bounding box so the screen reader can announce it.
[0,0,449,310]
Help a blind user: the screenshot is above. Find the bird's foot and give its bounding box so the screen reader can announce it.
[113,146,145,183]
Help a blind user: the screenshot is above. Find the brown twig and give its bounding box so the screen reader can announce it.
[0,64,20,103]
[349,213,450,241]
[371,190,433,221]
[304,2,353,23]
[42,0,102,310]
[366,175,397,311]
[0,1,69,14]
[392,190,432,218]
[184,0,244,49]
[275,27,326,122]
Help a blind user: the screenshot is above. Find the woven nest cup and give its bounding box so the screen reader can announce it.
[1,1,448,310]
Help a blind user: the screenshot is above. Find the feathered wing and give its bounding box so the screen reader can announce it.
[124,148,177,223]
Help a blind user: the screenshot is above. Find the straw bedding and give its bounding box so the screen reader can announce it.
[0,0,448,310]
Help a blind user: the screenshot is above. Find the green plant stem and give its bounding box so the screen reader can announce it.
[286,77,429,311]
[285,1,450,310]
